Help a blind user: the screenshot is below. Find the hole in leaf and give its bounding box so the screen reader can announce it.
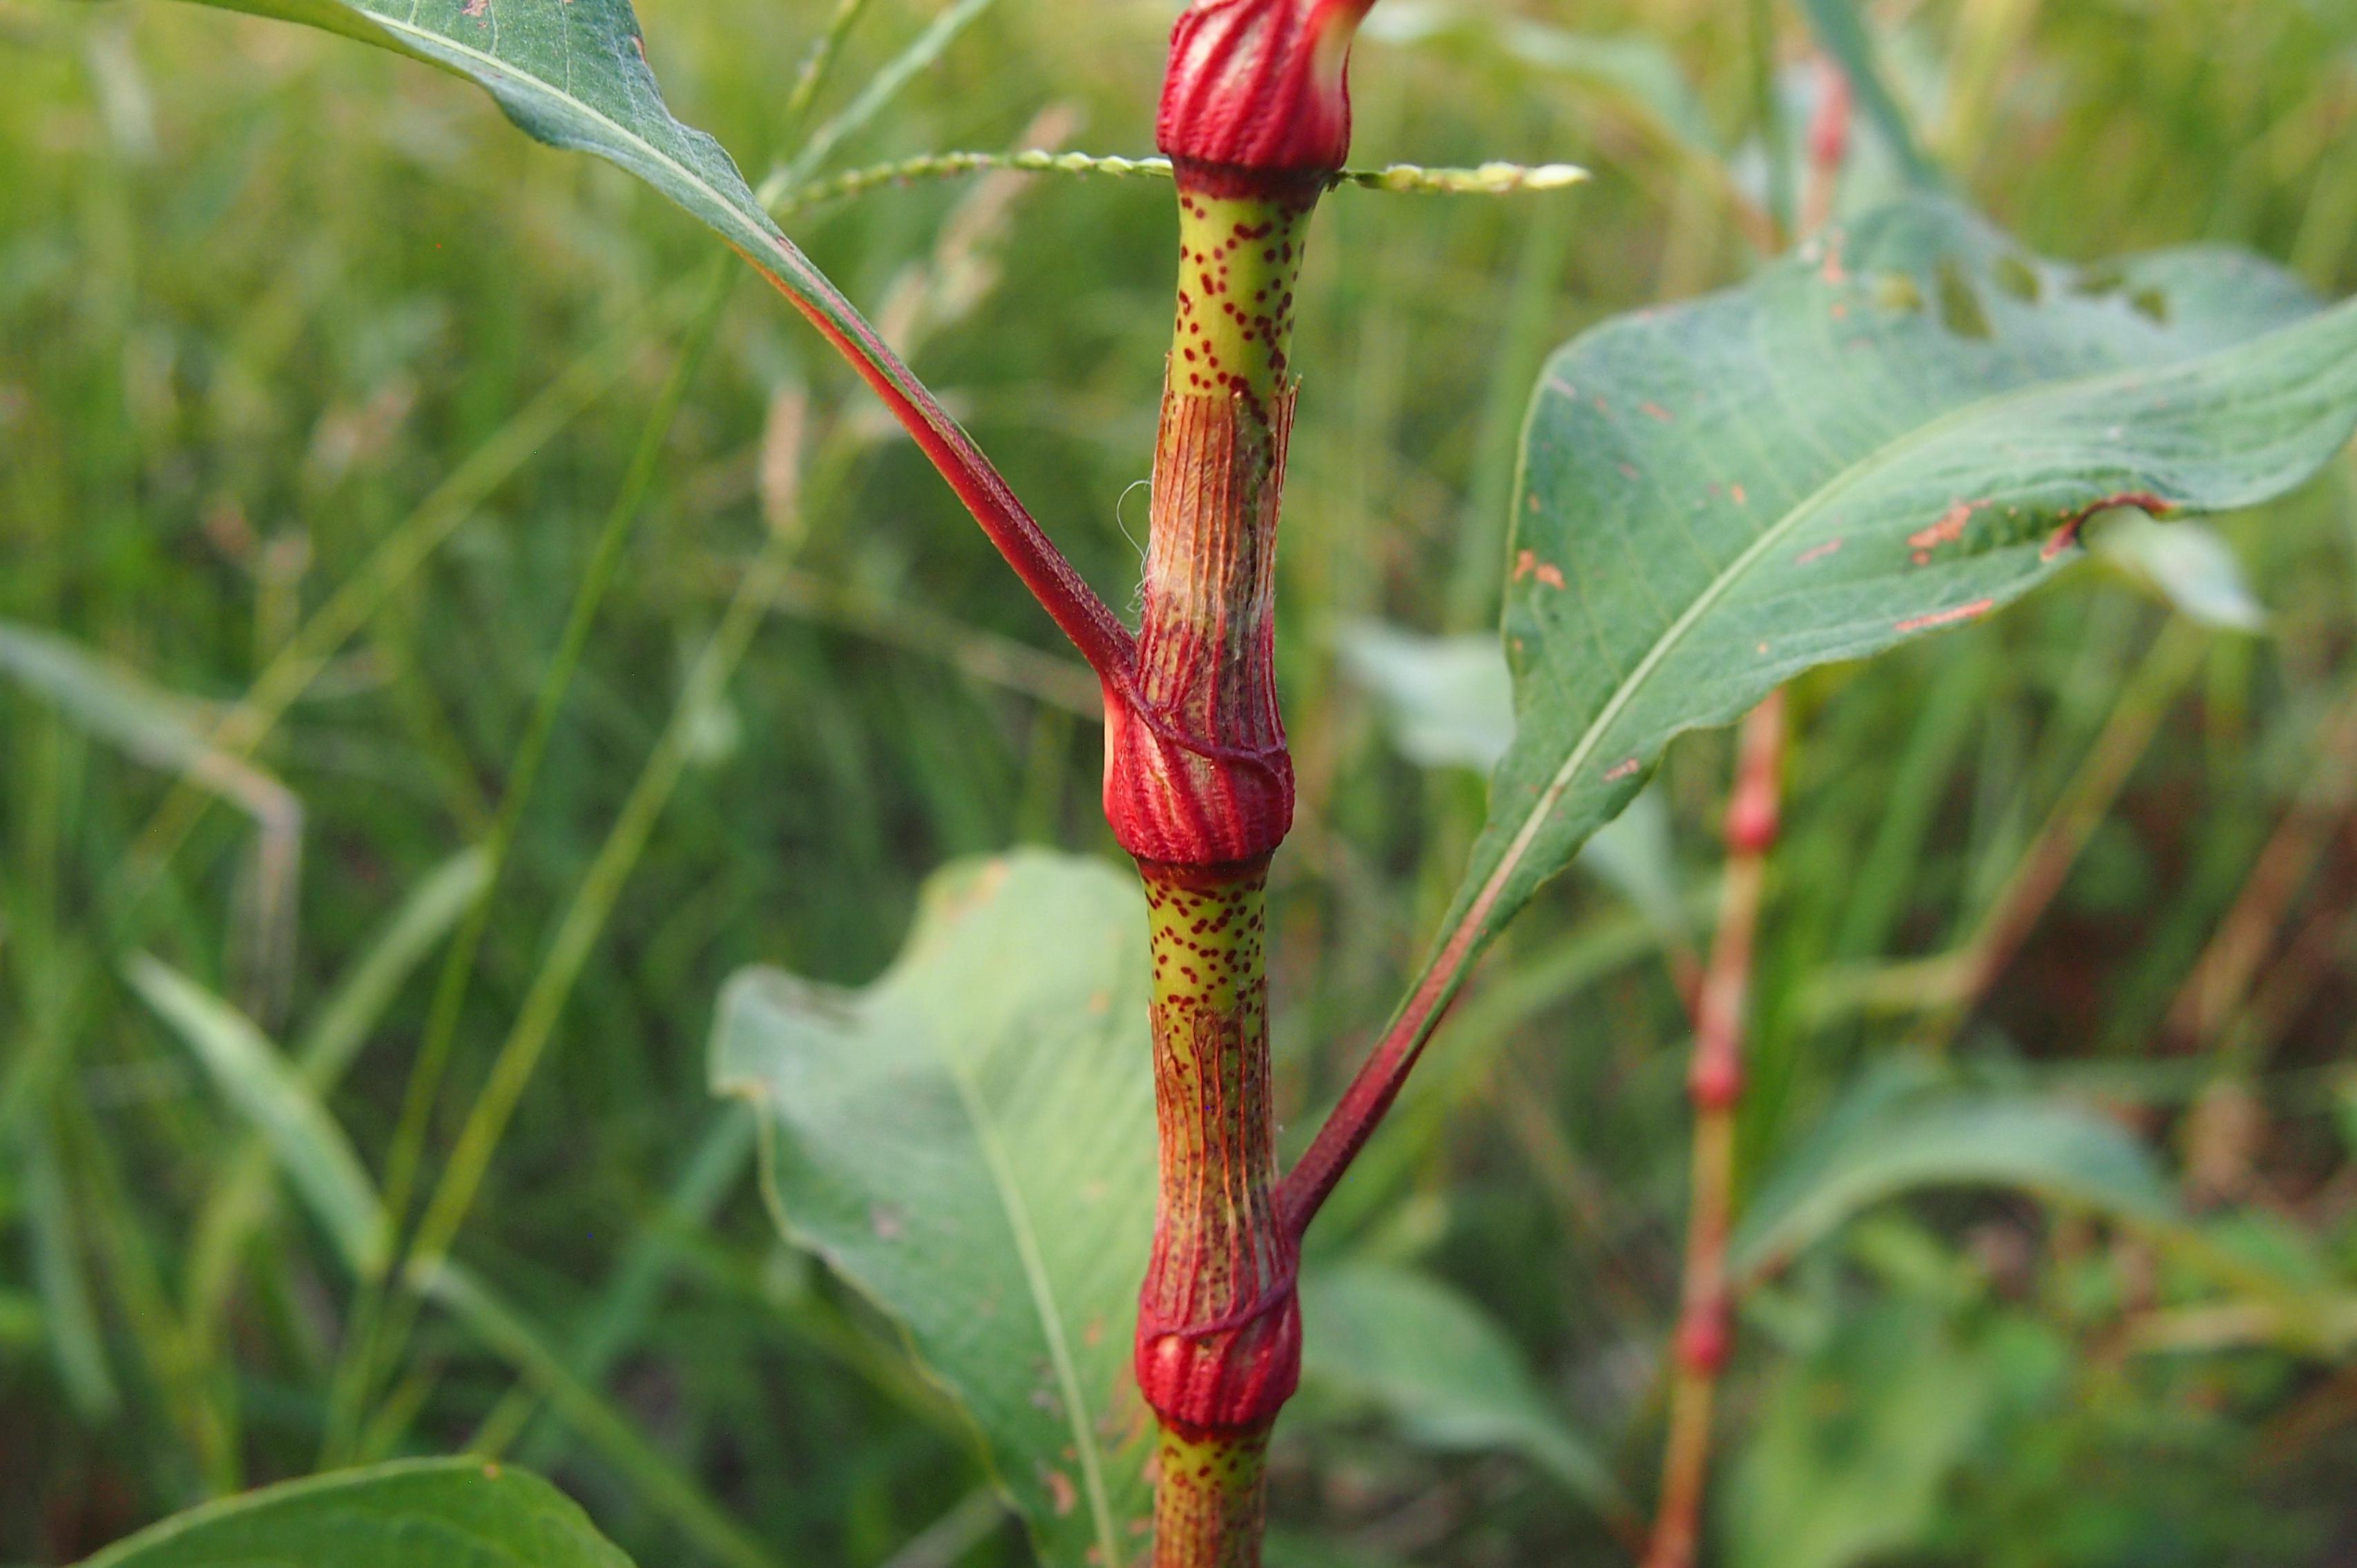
[1935,258,1994,340]
[2072,262,2126,296]
[2131,287,2169,323]
[1993,254,2041,302]
[1874,272,1925,313]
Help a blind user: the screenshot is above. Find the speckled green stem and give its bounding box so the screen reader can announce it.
[1153,1420,1273,1568]
[1127,181,1326,1568]
[1169,191,1309,416]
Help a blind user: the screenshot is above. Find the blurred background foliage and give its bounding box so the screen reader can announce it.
[3,0,2357,1562]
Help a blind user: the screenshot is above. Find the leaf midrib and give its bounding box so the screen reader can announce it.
[942,1061,1122,1565]
[361,8,808,285]
[1484,297,2347,926]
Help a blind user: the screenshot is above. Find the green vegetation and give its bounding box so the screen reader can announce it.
[5,0,2356,1564]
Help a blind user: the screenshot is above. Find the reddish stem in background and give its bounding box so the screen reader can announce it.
[1280,57,1862,1243]
[1642,690,1785,1568]
[1800,61,1852,240]
[1642,68,1843,1566]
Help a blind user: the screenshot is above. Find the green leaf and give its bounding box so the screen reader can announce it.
[168,0,818,322]
[1365,4,1718,162]
[23,1119,119,1419]
[0,621,304,987]
[2091,512,2268,630]
[1727,1297,2005,1568]
[159,0,1126,666]
[1298,1261,1626,1521]
[76,1458,636,1567]
[124,955,389,1277]
[1339,619,1515,771]
[1407,197,2357,1077]
[1729,1059,2179,1280]
[0,620,299,835]
[186,850,486,1328]
[711,851,1156,1568]
[1339,623,1689,945]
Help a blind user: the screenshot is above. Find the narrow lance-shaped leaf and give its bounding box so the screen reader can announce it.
[1287,197,2357,1221]
[711,852,1157,1567]
[168,0,1131,675]
[126,955,390,1277]
[1727,1059,2179,1281]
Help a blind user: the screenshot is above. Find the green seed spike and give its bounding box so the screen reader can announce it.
[769,151,1588,220]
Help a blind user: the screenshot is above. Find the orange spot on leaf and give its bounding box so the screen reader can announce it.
[1895,599,1996,634]
[1908,500,1983,563]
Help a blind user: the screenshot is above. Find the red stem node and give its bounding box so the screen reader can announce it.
[1103,387,1297,866]
[1160,0,1378,202]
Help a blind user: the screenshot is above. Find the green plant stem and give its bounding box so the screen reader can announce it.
[777,0,872,144]
[1153,1421,1273,1568]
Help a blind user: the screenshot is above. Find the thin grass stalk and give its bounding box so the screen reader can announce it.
[115,286,694,922]
[334,394,812,1464]
[318,261,738,1462]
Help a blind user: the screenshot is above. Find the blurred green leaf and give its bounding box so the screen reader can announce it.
[1727,1297,2001,1568]
[75,1457,636,1567]
[1299,1261,1628,1522]
[418,1264,787,1568]
[186,849,489,1331]
[1731,1061,2178,1280]
[2091,512,2268,630]
[292,847,491,1081]
[0,621,299,833]
[1340,620,1515,771]
[124,954,389,1277]
[0,621,305,991]
[1340,623,1689,947]
[712,851,1155,1568]
[23,1120,119,1420]
[1365,3,1718,160]
[1397,197,2357,1079]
